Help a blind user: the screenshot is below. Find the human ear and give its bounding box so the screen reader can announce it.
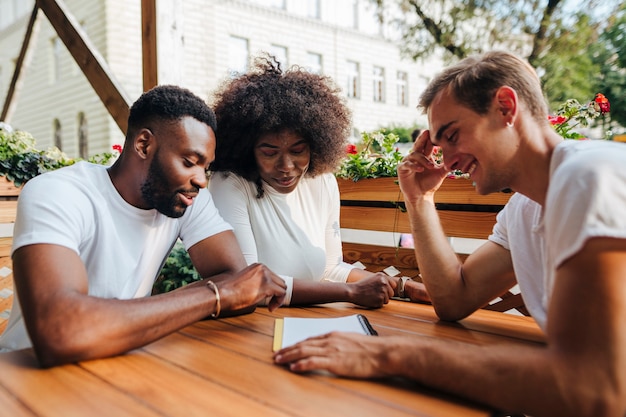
[495,86,518,126]
[134,128,153,160]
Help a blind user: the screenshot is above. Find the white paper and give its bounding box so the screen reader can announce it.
[280,314,372,349]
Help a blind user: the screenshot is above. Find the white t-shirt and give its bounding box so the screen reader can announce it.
[209,172,355,304]
[489,139,626,330]
[0,161,231,350]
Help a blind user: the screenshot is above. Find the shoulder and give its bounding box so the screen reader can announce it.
[21,162,104,199]
[548,141,626,209]
[208,172,257,209]
[551,140,625,182]
[209,172,253,192]
[302,173,338,193]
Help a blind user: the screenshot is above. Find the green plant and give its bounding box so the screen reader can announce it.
[548,93,611,139]
[378,125,421,143]
[336,130,404,181]
[0,122,119,186]
[153,241,201,294]
[0,123,76,186]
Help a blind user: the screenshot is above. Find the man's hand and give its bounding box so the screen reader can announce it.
[274,332,395,378]
[216,263,287,312]
[398,130,448,203]
[347,273,395,308]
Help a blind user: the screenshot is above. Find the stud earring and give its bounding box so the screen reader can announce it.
[506,122,514,128]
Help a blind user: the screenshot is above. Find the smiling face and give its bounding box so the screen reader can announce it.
[254,130,310,194]
[428,88,518,195]
[140,116,215,217]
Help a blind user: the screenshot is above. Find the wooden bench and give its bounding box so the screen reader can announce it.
[0,177,19,334]
[337,177,529,316]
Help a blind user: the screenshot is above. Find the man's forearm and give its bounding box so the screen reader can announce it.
[405,198,468,318]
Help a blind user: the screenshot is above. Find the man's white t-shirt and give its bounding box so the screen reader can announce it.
[0,161,231,350]
[489,139,626,330]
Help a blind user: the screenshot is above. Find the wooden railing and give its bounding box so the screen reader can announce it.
[0,178,18,334]
[338,177,529,315]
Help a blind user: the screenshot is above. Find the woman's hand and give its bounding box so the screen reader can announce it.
[347,273,395,308]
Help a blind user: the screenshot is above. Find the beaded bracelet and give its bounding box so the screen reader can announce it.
[206,280,221,318]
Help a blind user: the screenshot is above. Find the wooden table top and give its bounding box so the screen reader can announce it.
[0,300,545,417]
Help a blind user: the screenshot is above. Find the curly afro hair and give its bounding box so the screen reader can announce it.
[210,54,352,188]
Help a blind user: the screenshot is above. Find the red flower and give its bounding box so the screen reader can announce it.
[112,144,123,153]
[548,115,567,125]
[346,144,358,155]
[594,93,610,113]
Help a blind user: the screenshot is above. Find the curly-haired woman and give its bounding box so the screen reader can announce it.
[209,55,398,308]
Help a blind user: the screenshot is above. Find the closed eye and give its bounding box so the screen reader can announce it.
[446,131,458,145]
[291,145,308,154]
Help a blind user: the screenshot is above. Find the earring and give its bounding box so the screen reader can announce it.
[506,122,514,128]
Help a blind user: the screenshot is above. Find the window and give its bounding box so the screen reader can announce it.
[228,36,249,76]
[373,66,385,102]
[250,0,285,9]
[78,112,88,159]
[307,0,321,19]
[53,119,62,151]
[346,61,360,99]
[51,37,63,83]
[269,44,288,69]
[293,0,320,19]
[335,0,358,29]
[396,71,408,106]
[306,52,322,74]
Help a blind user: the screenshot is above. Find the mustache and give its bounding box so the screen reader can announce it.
[178,187,200,194]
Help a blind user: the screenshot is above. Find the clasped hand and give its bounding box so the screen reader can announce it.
[348,273,395,308]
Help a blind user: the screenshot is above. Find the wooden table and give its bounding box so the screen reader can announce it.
[0,300,545,417]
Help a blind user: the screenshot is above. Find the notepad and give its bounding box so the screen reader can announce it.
[273,314,378,351]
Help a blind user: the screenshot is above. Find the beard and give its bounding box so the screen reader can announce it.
[140,153,191,218]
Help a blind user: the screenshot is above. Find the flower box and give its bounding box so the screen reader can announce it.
[0,176,21,200]
[337,176,511,206]
[337,176,513,240]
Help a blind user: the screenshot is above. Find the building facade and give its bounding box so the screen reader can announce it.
[0,0,442,158]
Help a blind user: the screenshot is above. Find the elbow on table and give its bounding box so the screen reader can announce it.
[31,328,94,368]
[431,301,474,322]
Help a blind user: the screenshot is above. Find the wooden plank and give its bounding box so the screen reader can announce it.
[1,5,40,123]
[0,350,162,417]
[342,242,418,270]
[37,0,131,134]
[141,0,158,91]
[0,238,12,257]
[1,253,15,335]
[341,206,497,239]
[337,177,512,206]
[0,177,21,198]
[80,351,293,417]
[0,386,35,417]
[0,201,18,224]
